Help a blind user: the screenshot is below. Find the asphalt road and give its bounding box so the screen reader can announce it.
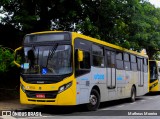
[2,92,160,119]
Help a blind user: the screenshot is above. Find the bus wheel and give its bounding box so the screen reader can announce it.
[130,86,136,102]
[87,89,100,111]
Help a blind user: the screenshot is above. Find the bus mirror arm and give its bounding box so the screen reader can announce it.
[14,47,23,67]
[78,49,84,62]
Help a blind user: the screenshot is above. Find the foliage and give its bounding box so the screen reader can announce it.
[1,0,160,59]
[130,2,160,59]
[153,51,160,60]
[0,47,15,73]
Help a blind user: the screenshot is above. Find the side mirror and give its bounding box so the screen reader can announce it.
[14,47,23,67]
[78,49,84,62]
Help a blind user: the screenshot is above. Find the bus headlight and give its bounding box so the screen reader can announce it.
[58,82,72,93]
[20,83,26,93]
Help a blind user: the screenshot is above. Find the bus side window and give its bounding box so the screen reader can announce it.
[130,55,137,71]
[143,58,148,72]
[79,51,91,69]
[124,53,130,70]
[116,51,124,70]
[75,49,91,77]
[92,44,104,67]
[106,50,111,67]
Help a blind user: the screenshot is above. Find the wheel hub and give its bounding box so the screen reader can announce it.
[90,95,97,105]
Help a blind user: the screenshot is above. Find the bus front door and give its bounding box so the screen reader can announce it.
[106,50,116,89]
[138,58,144,87]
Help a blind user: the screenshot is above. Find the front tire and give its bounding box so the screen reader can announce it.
[87,89,100,111]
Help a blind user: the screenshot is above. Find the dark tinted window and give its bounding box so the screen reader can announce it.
[116,60,123,69]
[143,58,148,72]
[111,51,115,68]
[93,56,104,67]
[92,44,104,67]
[144,58,148,65]
[124,62,131,70]
[116,51,123,69]
[80,51,91,69]
[92,44,103,56]
[124,53,129,61]
[131,63,137,71]
[130,55,136,63]
[106,50,115,68]
[116,52,123,60]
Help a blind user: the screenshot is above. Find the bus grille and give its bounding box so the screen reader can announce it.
[25,90,58,99]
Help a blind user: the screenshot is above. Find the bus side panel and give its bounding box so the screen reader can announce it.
[137,71,148,96]
[76,67,107,104]
[91,67,107,102]
[143,72,149,94]
[116,70,126,99]
[76,73,91,104]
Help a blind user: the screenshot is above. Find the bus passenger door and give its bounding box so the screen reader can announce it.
[138,58,144,86]
[106,50,116,89]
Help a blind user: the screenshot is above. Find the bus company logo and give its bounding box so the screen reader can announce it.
[2,111,12,116]
[1,111,42,117]
[94,74,104,80]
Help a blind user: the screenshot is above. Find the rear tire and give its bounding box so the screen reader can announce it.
[86,89,100,111]
[130,86,136,102]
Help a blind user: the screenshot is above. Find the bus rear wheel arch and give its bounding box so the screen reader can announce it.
[86,89,100,111]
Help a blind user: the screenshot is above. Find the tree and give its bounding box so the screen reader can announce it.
[0,47,14,73]
[129,1,160,59]
[1,0,160,59]
[1,0,83,33]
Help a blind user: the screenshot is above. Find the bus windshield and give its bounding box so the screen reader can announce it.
[150,61,157,82]
[21,44,72,75]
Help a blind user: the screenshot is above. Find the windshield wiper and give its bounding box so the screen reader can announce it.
[46,43,58,67]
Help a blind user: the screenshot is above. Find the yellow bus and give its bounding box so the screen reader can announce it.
[149,60,160,92]
[14,31,149,111]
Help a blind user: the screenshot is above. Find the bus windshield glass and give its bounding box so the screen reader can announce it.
[21,44,72,75]
[150,61,157,82]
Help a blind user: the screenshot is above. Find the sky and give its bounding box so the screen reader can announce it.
[148,0,160,8]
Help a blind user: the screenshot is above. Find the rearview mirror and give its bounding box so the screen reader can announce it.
[78,49,84,62]
[14,47,23,67]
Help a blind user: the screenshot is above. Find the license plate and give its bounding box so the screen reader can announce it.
[36,94,45,98]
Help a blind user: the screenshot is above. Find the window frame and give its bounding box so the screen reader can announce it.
[92,44,105,67]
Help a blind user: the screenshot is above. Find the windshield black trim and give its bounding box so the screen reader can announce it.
[23,41,71,46]
[23,32,72,44]
[21,73,72,84]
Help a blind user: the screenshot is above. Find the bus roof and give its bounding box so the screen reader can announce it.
[28,31,148,58]
[72,32,148,58]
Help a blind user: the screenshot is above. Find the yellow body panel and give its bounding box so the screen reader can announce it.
[149,60,160,92]
[20,74,77,105]
[149,80,159,92]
